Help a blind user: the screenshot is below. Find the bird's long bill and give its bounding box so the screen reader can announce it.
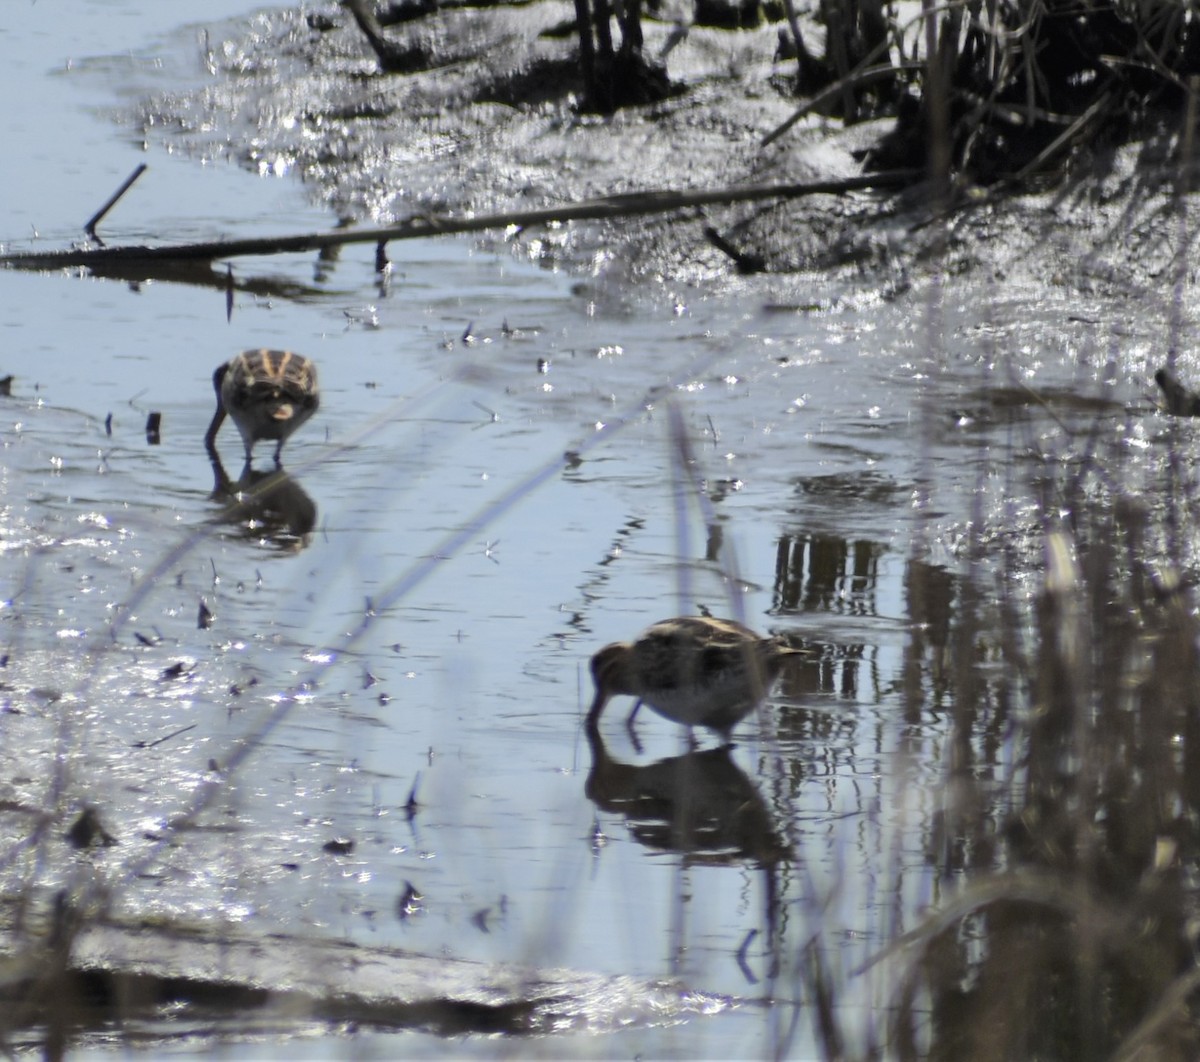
[586,688,609,725]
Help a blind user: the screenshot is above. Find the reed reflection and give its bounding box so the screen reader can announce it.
[773,532,883,616]
[772,531,884,711]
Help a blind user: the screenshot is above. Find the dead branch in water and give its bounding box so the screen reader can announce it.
[0,171,919,273]
[83,164,148,244]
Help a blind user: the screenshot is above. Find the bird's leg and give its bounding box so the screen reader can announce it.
[204,407,226,455]
[203,363,229,455]
[202,405,225,456]
[208,448,233,500]
[624,700,645,755]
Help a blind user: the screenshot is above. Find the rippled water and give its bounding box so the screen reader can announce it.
[0,3,1177,1059]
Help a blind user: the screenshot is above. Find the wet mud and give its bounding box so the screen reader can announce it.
[125,1,1191,298]
[5,918,732,1046]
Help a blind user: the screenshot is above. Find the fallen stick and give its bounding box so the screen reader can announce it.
[83,163,148,243]
[0,171,920,272]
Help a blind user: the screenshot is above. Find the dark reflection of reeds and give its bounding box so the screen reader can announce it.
[773,532,885,617]
[769,435,1200,1058]
[861,474,1200,1059]
[771,531,881,710]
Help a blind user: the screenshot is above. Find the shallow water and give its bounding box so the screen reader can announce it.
[0,3,1182,1059]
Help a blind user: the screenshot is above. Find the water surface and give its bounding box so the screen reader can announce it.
[0,3,1176,1058]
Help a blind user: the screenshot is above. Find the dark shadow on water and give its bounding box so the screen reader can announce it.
[63,256,335,301]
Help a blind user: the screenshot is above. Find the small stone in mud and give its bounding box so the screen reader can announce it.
[145,411,161,444]
[198,598,214,629]
[307,11,339,32]
[323,838,355,855]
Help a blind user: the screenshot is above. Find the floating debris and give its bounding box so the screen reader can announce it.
[396,880,423,920]
[1155,367,1200,416]
[404,774,421,821]
[66,806,117,849]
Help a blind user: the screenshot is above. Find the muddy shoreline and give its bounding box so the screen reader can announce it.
[118,1,1190,302]
[5,916,735,1044]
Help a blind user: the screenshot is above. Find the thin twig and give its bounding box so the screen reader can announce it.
[132,724,197,750]
[83,163,148,243]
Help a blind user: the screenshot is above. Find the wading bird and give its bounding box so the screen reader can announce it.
[204,349,320,466]
[587,616,807,743]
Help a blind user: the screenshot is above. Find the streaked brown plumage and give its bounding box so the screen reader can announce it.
[587,616,805,742]
[204,349,319,465]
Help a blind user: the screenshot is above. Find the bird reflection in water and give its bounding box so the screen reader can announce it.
[583,717,789,980]
[206,448,317,550]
